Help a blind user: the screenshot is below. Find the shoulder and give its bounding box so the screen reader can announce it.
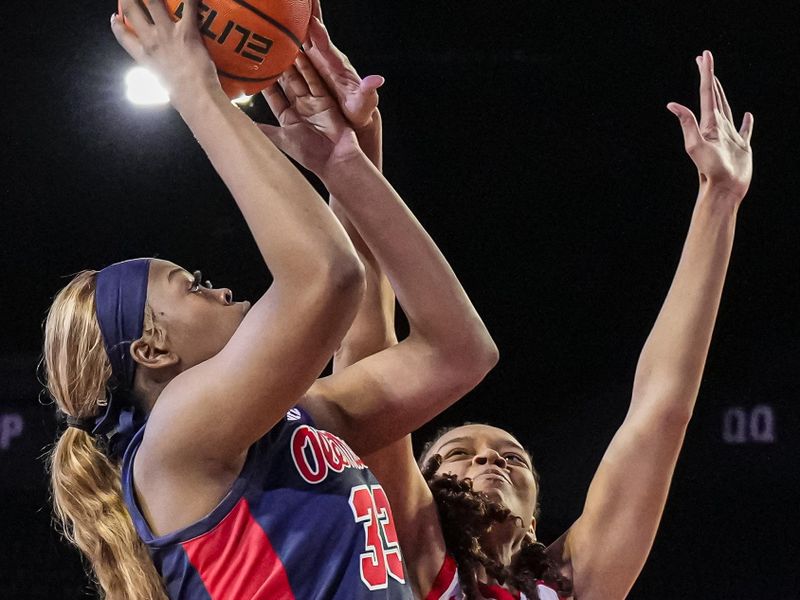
[129,410,307,538]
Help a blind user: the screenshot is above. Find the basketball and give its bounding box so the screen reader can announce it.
[124,0,311,98]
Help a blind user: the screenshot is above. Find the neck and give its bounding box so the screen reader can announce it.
[476,519,526,584]
[132,372,170,414]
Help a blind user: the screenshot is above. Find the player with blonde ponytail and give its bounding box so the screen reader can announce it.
[42,0,496,598]
[46,271,168,599]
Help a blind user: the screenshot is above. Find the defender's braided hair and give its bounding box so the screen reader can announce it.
[419,426,572,599]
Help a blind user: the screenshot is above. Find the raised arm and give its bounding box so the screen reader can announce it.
[259,43,498,455]
[551,51,754,599]
[259,12,451,595]
[111,0,364,471]
[328,116,398,371]
[303,14,396,370]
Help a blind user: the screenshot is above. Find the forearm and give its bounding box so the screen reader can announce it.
[322,151,496,364]
[174,86,358,283]
[330,202,397,369]
[631,185,740,419]
[330,112,398,370]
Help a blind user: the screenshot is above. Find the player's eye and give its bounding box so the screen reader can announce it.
[189,270,212,293]
[189,270,214,294]
[444,449,470,460]
[504,453,530,467]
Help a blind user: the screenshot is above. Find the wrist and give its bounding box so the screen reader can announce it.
[354,109,381,137]
[169,78,227,117]
[699,173,749,202]
[354,110,383,169]
[696,183,743,218]
[320,146,372,189]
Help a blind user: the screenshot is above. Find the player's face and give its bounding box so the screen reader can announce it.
[144,259,251,371]
[429,424,538,531]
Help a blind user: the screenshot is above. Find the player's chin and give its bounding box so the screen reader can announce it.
[231,301,251,327]
[472,481,510,503]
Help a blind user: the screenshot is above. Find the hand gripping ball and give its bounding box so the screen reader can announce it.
[123,0,312,98]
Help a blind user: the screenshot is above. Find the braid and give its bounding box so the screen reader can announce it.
[420,425,572,599]
[422,454,506,600]
[507,536,573,598]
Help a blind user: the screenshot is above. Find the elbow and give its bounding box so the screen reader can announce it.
[475,335,500,375]
[463,319,500,375]
[629,390,696,433]
[661,405,695,430]
[443,328,500,389]
[631,369,701,430]
[319,252,367,307]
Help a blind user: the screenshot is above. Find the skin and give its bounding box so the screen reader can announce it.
[131,260,251,403]
[112,0,367,536]
[260,12,498,462]
[288,16,753,600]
[426,425,540,567]
[110,0,496,555]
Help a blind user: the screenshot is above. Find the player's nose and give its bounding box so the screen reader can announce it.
[473,448,507,468]
[210,287,234,305]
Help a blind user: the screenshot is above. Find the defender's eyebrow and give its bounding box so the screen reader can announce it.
[439,436,527,454]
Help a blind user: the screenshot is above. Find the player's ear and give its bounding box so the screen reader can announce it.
[131,338,178,371]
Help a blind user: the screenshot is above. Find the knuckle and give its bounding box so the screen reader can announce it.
[142,38,161,53]
[684,139,702,154]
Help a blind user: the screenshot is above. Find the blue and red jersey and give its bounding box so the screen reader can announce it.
[121,407,413,599]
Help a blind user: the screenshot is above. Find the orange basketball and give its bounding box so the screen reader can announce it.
[124,0,312,98]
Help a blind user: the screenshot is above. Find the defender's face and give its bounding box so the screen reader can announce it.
[428,424,538,530]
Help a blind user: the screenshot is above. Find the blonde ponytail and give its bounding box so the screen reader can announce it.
[44,271,167,600]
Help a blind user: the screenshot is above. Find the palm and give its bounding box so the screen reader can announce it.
[306,47,377,128]
[260,56,359,177]
[275,94,343,143]
[697,113,752,188]
[668,51,754,197]
[304,17,382,129]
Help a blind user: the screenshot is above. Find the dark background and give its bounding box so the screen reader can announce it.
[2,0,799,598]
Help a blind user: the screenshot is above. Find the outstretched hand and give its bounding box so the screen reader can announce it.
[111,0,220,104]
[667,51,754,199]
[304,17,384,129]
[259,53,360,179]
[302,0,384,129]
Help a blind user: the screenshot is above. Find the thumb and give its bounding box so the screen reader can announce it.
[739,111,754,145]
[667,102,702,152]
[360,75,385,93]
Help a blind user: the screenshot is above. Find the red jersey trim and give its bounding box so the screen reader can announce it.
[182,497,295,600]
[426,555,562,600]
[425,553,460,600]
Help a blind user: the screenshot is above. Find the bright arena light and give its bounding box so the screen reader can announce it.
[232,94,254,106]
[125,67,169,106]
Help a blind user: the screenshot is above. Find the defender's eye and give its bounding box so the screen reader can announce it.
[444,449,469,460]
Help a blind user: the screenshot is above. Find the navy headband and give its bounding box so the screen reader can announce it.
[89,258,152,455]
[95,258,151,390]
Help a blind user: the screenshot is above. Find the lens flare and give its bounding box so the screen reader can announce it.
[125,67,169,106]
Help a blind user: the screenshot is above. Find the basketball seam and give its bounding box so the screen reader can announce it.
[230,0,305,50]
[217,68,283,82]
